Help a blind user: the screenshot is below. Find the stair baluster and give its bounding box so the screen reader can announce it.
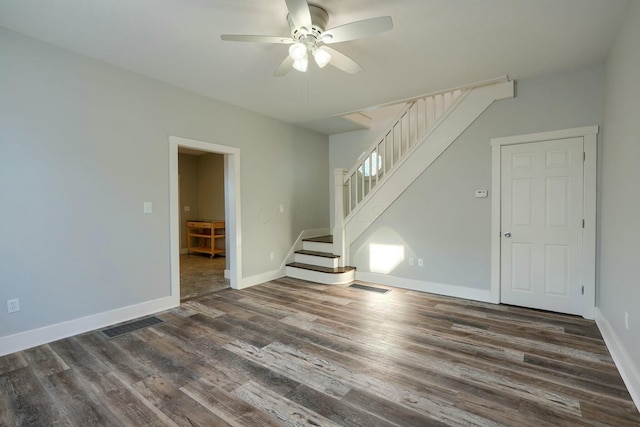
[342,88,466,218]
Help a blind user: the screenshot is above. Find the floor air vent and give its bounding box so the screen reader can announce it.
[349,283,390,294]
[100,316,164,339]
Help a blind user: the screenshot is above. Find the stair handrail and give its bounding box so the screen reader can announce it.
[336,75,509,117]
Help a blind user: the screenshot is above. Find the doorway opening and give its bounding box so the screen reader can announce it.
[169,136,241,304]
[178,149,228,299]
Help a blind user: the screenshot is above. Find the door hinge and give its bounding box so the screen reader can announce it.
[581,286,584,295]
[583,152,586,162]
[582,219,585,228]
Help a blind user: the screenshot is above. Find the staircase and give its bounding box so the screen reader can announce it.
[286,235,355,285]
[284,78,514,285]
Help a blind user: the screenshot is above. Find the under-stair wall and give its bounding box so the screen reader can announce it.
[333,80,515,263]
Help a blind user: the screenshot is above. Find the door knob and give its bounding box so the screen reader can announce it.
[504,232,511,238]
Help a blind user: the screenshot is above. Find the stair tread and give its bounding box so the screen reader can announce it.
[287,263,355,274]
[302,235,333,244]
[295,250,339,259]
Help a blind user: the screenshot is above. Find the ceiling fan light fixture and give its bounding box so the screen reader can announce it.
[292,56,308,72]
[288,42,307,60]
[221,1,393,76]
[313,47,331,68]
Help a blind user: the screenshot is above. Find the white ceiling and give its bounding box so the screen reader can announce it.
[0,0,628,135]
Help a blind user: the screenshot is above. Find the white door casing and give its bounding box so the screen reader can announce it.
[491,126,598,319]
[169,135,242,295]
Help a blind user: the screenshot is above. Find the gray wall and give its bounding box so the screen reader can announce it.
[197,154,225,221]
[332,66,603,290]
[600,1,640,373]
[0,28,328,338]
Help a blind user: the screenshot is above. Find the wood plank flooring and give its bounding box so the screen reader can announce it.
[1,278,639,426]
[180,254,229,301]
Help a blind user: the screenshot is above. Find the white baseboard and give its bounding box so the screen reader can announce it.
[0,295,179,357]
[238,268,285,290]
[595,308,640,410]
[355,272,494,303]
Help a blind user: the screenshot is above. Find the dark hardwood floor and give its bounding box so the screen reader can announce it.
[1,277,639,426]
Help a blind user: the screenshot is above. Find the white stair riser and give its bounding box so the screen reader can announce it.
[286,266,355,285]
[294,253,338,268]
[302,241,333,252]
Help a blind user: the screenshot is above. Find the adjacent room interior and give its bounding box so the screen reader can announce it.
[178,148,230,300]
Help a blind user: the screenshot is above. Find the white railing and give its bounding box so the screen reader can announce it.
[341,88,466,218]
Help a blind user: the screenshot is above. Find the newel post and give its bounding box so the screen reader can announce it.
[333,168,347,267]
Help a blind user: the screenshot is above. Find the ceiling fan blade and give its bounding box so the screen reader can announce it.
[322,16,393,44]
[323,47,362,74]
[285,0,312,30]
[274,56,294,77]
[221,35,294,44]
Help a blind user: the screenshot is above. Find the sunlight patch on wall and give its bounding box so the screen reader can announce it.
[369,243,405,274]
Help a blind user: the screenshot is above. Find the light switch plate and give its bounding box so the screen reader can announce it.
[144,202,153,214]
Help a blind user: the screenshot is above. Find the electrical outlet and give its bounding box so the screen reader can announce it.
[625,311,629,330]
[408,258,414,266]
[7,298,20,313]
[279,204,284,213]
[418,258,424,267]
[183,205,190,212]
[143,202,153,214]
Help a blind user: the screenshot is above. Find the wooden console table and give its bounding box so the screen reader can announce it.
[186,220,225,257]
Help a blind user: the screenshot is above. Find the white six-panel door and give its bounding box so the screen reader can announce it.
[500,137,584,315]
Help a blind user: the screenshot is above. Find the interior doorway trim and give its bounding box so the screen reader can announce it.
[169,135,241,300]
[490,126,598,319]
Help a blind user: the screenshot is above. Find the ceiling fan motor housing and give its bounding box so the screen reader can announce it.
[288,4,329,42]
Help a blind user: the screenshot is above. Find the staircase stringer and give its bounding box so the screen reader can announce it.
[341,80,515,253]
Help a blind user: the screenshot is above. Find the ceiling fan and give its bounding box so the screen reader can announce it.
[221,0,393,76]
